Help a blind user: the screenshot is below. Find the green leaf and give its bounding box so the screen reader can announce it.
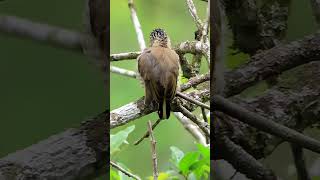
[111,125,135,155]
[190,160,210,179]
[170,146,185,166]
[178,152,200,176]
[197,143,210,159]
[110,168,120,180]
[180,76,189,84]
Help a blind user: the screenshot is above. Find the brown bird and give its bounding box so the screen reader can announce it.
[138,28,180,119]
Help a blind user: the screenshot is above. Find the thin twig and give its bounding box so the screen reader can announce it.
[128,0,146,50]
[148,121,159,180]
[186,0,210,65]
[186,0,203,30]
[179,105,210,138]
[174,112,207,145]
[203,0,210,39]
[201,107,208,123]
[229,170,238,180]
[110,66,137,78]
[134,119,162,145]
[176,91,210,110]
[180,73,210,91]
[213,95,320,154]
[111,51,141,61]
[110,161,141,180]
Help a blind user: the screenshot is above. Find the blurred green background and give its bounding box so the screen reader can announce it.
[111,0,319,179]
[0,0,106,179]
[0,0,318,179]
[110,0,209,179]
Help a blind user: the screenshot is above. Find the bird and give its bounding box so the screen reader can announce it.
[138,28,180,119]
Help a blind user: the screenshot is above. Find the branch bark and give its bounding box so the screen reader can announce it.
[214,61,320,160]
[0,16,83,52]
[224,31,320,97]
[0,111,108,179]
[110,89,209,129]
[128,0,146,50]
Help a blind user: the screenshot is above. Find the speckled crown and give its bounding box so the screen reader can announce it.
[150,28,167,41]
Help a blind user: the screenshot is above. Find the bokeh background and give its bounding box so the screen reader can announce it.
[0,0,318,179]
[111,0,319,180]
[110,0,210,179]
[0,0,106,179]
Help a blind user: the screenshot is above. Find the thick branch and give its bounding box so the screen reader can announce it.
[215,136,276,180]
[0,16,209,63]
[215,61,320,159]
[0,16,83,52]
[213,93,320,153]
[111,89,209,129]
[290,144,311,180]
[0,111,108,179]
[224,31,320,97]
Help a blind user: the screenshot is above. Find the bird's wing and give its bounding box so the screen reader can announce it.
[138,49,163,104]
[162,49,180,101]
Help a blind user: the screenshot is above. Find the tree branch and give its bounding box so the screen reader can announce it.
[178,105,210,138]
[174,112,207,145]
[111,89,209,129]
[215,135,277,180]
[110,161,141,180]
[224,31,320,97]
[214,61,320,160]
[110,66,137,78]
[176,91,210,110]
[111,51,141,61]
[0,15,210,64]
[134,119,162,145]
[128,0,146,50]
[0,16,83,52]
[213,94,320,154]
[186,0,203,30]
[148,121,159,180]
[290,144,311,180]
[0,110,108,179]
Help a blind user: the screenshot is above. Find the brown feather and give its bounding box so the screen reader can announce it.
[138,47,180,119]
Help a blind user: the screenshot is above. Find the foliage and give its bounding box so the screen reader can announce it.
[111,125,135,155]
[110,125,210,180]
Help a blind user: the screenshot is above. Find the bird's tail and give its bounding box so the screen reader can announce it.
[158,98,171,119]
[158,99,164,119]
[158,86,171,120]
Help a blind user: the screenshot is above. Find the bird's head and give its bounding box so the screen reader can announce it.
[150,28,171,48]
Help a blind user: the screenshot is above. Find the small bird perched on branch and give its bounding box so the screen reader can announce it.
[138,28,180,119]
